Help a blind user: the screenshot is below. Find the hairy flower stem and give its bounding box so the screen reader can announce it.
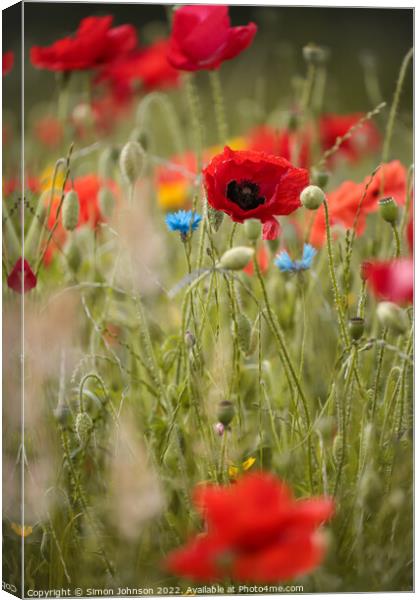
[392,223,401,258]
[322,199,349,348]
[185,74,204,174]
[371,328,388,421]
[209,70,228,143]
[253,249,314,491]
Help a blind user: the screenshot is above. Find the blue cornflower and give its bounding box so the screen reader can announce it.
[165,210,202,236]
[274,244,317,273]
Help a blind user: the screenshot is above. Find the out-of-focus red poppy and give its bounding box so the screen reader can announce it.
[204,146,308,240]
[3,51,14,76]
[3,176,41,197]
[319,113,381,165]
[155,151,197,211]
[364,258,413,305]
[30,16,137,72]
[244,244,269,276]
[97,39,180,103]
[167,5,257,71]
[247,125,311,169]
[34,116,64,149]
[166,471,334,583]
[7,258,37,294]
[309,160,407,247]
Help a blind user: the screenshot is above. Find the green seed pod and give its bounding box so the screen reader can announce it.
[119,141,145,184]
[208,206,224,231]
[377,301,409,335]
[379,196,399,224]
[311,168,330,189]
[235,314,252,355]
[349,317,365,341]
[219,246,254,271]
[98,186,116,219]
[66,241,81,273]
[303,43,329,65]
[62,190,79,231]
[75,411,93,445]
[244,219,262,241]
[217,400,235,427]
[300,185,325,210]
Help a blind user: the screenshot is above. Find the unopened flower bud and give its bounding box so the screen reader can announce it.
[219,246,254,271]
[66,241,81,273]
[53,404,72,427]
[234,314,252,355]
[217,400,235,427]
[377,301,409,335]
[184,330,196,348]
[119,141,145,184]
[303,43,329,65]
[214,422,225,436]
[300,185,325,210]
[98,186,116,219]
[75,411,93,444]
[244,219,262,241]
[62,190,79,231]
[311,168,330,189]
[379,197,399,224]
[349,317,365,341]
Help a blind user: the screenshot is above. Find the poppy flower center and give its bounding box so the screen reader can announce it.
[226,179,265,211]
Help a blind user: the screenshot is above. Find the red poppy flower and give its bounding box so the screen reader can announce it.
[30,16,137,72]
[7,258,37,294]
[97,39,180,103]
[364,259,413,305]
[247,125,311,169]
[167,5,257,71]
[204,146,309,240]
[34,116,64,149]
[319,113,381,164]
[3,51,14,76]
[309,160,407,247]
[166,471,334,583]
[3,176,41,197]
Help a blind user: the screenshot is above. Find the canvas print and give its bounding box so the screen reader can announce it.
[2,2,413,597]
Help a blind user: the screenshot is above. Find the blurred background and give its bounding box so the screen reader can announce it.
[3,4,413,117]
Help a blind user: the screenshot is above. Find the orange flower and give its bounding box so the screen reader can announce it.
[309,161,407,247]
[243,244,269,276]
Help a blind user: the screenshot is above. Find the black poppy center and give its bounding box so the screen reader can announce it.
[226,179,266,211]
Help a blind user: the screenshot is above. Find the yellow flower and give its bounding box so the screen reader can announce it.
[228,457,256,480]
[11,523,33,537]
[228,465,240,479]
[40,164,65,193]
[206,136,247,158]
[157,180,190,210]
[242,456,256,471]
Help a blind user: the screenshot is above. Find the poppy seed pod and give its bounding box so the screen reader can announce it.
[379,197,399,224]
[119,141,145,184]
[244,219,262,241]
[349,317,365,341]
[219,246,255,271]
[98,186,116,219]
[300,185,326,211]
[75,411,93,445]
[217,400,235,427]
[62,190,80,231]
[377,301,409,335]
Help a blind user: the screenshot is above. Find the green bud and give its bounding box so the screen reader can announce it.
[66,241,81,273]
[244,219,262,241]
[379,197,399,224]
[235,314,252,355]
[75,411,93,444]
[219,246,254,271]
[311,168,330,189]
[300,185,325,210]
[62,190,79,231]
[119,141,145,184]
[377,301,409,335]
[53,404,72,427]
[303,43,329,65]
[349,317,365,341]
[98,186,116,219]
[208,206,224,231]
[217,400,235,427]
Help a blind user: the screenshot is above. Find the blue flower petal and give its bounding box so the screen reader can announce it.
[165,210,202,235]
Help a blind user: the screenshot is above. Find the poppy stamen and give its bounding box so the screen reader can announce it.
[226,179,265,211]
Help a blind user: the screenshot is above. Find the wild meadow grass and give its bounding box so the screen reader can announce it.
[2,5,413,595]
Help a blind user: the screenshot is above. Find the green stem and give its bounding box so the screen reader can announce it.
[392,223,401,258]
[209,70,228,143]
